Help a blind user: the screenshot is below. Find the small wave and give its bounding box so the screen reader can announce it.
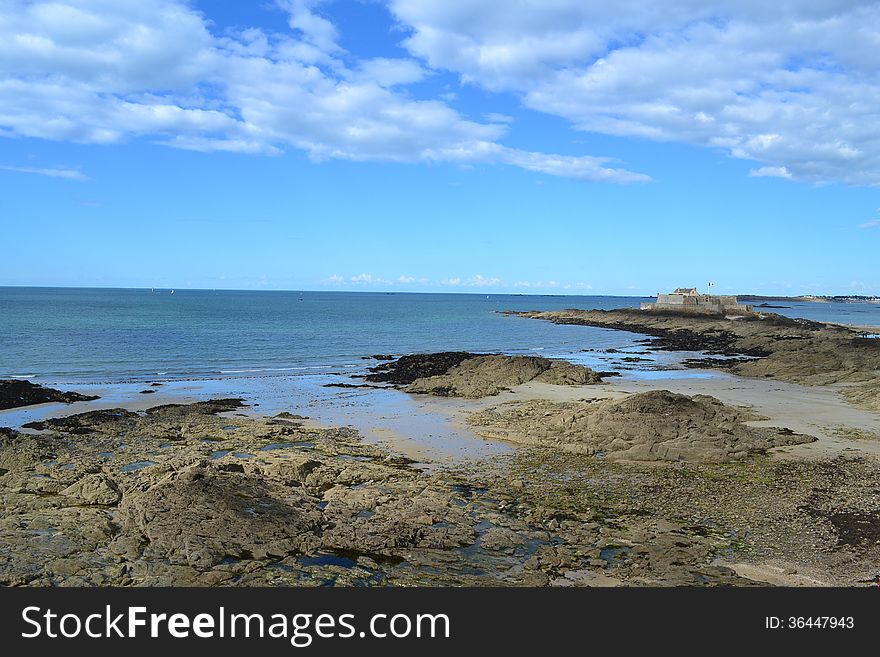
[9,374,36,379]
[219,365,336,374]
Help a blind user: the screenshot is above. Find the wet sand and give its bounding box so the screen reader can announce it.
[0,375,511,467]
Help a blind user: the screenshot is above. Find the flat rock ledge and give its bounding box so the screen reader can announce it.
[365,352,603,398]
[469,390,815,462]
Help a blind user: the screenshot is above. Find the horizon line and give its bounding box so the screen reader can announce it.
[0,284,875,298]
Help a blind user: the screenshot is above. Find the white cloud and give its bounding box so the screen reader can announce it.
[354,58,427,87]
[468,274,501,286]
[323,273,596,290]
[0,164,87,180]
[349,273,391,284]
[389,0,880,185]
[512,279,577,290]
[860,220,880,229]
[0,0,647,184]
[323,273,430,286]
[279,0,341,54]
[485,112,514,123]
[440,274,502,287]
[749,166,792,179]
[497,147,649,183]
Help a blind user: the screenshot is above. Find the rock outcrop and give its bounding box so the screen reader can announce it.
[0,379,99,410]
[842,380,880,411]
[510,308,880,408]
[511,308,880,385]
[469,390,815,462]
[367,352,603,398]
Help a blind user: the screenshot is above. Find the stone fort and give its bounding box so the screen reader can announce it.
[640,287,754,316]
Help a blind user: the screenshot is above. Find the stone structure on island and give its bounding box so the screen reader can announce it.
[640,287,754,316]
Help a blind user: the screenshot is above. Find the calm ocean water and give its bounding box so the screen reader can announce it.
[0,288,646,383]
[1,287,879,384]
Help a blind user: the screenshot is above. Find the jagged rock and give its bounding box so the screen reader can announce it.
[118,463,322,567]
[61,474,121,505]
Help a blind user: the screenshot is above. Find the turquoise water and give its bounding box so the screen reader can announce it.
[0,287,652,383]
[1,287,878,384]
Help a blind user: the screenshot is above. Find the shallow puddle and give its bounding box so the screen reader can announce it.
[121,460,157,472]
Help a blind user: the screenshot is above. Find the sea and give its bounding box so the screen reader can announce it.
[2,287,878,460]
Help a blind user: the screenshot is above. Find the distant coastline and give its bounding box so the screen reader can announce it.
[738,294,880,304]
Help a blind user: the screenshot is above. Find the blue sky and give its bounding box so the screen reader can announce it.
[1,0,879,295]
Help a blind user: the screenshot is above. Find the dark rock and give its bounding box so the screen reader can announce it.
[0,380,99,411]
[144,398,246,415]
[274,412,309,420]
[365,352,481,384]
[23,408,140,433]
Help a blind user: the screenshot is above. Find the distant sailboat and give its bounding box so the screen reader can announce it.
[171,290,174,295]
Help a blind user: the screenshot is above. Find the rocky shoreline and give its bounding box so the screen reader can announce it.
[2,391,878,586]
[0,396,777,586]
[508,308,880,408]
[2,316,880,587]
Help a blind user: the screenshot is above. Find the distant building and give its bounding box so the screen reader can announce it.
[640,287,753,316]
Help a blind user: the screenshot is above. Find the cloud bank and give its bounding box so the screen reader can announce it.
[390,0,880,185]
[4,1,879,185]
[0,0,647,183]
